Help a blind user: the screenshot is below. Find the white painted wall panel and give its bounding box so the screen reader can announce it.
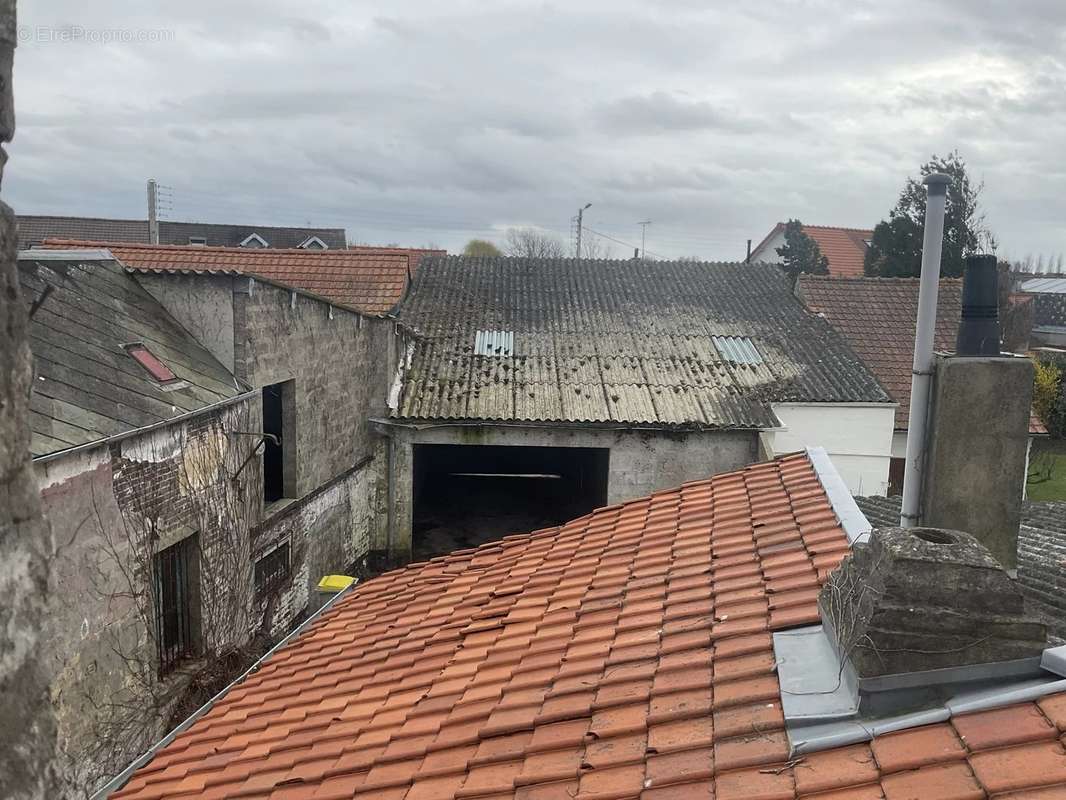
[768,403,896,495]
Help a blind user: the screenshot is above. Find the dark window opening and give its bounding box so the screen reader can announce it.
[262,380,296,503]
[126,343,179,383]
[188,236,208,246]
[255,542,291,598]
[153,535,200,676]
[412,444,609,562]
[888,457,905,496]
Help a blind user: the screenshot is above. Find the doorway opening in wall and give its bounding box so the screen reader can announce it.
[412,444,610,562]
[262,380,296,504]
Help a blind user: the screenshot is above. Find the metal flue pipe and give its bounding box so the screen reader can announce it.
[900,172,951,528]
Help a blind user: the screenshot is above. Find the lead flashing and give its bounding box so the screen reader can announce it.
[775,624,1066,756]
[805,446,873,544]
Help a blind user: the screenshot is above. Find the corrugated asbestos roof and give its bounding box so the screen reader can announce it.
[393,257,890,429]
[108,451,1066,799]
[1022,277,1066,294]
[42,239,411,315]
[18,253,242,458]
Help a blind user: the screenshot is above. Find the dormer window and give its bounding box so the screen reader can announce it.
[125,343,179,384]
[188,236,208,246]
[297,236,328,250]
[240,233,269,249]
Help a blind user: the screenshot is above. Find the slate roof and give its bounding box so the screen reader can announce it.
[393,257,890,428]
[751,224,873,278]
[107,451,1066,799]
[42,240,411,315]
[18,215,150,247]
[17,215,347,250]
[157,221,347,250]
[854,493,1066,640]
[18,252,243,458]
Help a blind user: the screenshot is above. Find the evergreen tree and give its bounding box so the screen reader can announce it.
[776,219,829,283]
[865,151,995,277]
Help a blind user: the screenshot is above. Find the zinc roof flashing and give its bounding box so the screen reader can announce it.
[776,624,1066,755]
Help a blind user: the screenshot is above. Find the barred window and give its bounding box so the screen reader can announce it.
[153,535,200,676]
[255,542,291,598]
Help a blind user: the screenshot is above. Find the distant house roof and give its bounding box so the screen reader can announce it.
[18,251,243,459]
[41,239,412,315]
[751,223,874,278]
[798,275,961,430]
[106,450,1066,800]
[1021,277,1066,294]
[392,257,890,428]
[17,214,347,250]
[798,275,1046,434]
[18,215,150,247]
[855,493,1066,640]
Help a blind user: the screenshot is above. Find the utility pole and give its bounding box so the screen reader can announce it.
[147,178,159,244]
[575,202,591,258]
[637,220,651,261]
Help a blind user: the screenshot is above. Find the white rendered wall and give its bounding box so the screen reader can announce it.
[768,403,896,495]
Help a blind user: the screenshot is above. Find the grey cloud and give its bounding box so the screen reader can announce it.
[6,0,1066,260]
[594,92,754,135]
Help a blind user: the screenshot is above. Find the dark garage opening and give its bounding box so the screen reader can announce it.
[412,444,610,562]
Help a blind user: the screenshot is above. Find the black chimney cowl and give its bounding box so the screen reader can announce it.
[956,254,1000,356]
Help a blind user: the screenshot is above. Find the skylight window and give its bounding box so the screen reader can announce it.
[474,330,514,357]
[712,335,763,365]
[126,343,179,383]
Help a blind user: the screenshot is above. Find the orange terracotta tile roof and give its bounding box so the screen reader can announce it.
[751,224,873,278]
[41,239,412,315]
[801,225,873,278]
[106,452,1066,800]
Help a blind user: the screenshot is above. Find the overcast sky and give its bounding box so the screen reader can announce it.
[8,1,1066,260]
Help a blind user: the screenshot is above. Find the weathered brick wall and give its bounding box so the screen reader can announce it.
[37,399,264,793]
[250,450,387,636]
[232,278,393,492]
[139,272,395,592]
[229,278,393,597]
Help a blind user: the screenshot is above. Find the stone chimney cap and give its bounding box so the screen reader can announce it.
[819,526,1047,679]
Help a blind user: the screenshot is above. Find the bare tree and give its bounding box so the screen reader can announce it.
[502,227,567,259]
[0,2,63,796]
[578,235,614,260]
[463,239,502,257]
